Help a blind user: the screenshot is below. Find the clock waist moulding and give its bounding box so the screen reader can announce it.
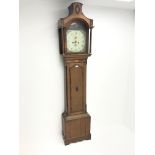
[58,2,94,145]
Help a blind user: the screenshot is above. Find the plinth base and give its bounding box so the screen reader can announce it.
[62,112,91,145]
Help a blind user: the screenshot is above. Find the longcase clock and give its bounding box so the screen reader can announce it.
[58,2,94,145]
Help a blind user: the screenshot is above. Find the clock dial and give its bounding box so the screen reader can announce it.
[66,21,87,53]
[67,30,86,53]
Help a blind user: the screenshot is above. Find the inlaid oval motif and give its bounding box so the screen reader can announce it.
[75,5,80,14]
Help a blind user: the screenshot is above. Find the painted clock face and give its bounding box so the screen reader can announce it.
[67,30,86,53]
[66,21,87,53]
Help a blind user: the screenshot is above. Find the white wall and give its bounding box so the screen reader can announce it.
[20,1,134,155]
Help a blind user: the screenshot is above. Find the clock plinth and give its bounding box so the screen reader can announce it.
[62,112,91,145]
[58,2,93,145]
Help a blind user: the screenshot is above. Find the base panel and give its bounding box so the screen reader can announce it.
[64,134,91,145]
[62,113,91,145]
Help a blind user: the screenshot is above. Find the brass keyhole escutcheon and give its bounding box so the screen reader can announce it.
[75,86,79,92]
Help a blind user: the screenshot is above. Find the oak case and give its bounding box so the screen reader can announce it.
[58,2,93,145]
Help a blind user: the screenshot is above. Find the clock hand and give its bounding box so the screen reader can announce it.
[72,40,78,46]
[72,40,77,44]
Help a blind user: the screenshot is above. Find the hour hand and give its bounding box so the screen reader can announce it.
[72,40,79,45]
[72,40,77,46]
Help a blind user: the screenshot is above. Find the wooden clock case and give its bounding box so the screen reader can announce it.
[58,2,93,145]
